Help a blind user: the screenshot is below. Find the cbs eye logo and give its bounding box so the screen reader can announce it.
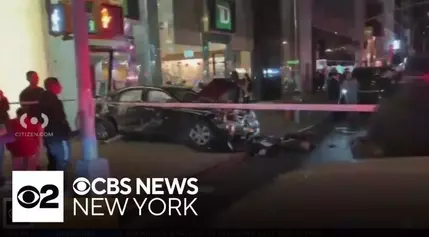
[73,177,91,196]
[17,185,59,209]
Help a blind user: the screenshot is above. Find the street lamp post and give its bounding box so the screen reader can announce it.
[71,0,110,179]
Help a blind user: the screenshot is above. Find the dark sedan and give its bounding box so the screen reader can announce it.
[95,79,260,151]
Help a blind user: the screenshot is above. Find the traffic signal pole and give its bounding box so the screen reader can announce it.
[71,0,110,179]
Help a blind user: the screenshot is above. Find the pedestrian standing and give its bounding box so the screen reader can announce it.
[19,71,45,169]
[341,70,360,130]
[19,71,45,118]
[243,73,253,103]
[327,71,341,102]
[0,90,10,187]
[39,77,72,172]
[230,71,243,103]
[327,71,342,121]
[6,108,42,170]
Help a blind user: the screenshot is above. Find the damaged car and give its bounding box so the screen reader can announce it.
[95,79,260,152]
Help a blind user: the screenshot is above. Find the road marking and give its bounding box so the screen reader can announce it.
[298,125,315,133]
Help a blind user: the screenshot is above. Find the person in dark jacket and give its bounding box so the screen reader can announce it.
[230,71,243,103]
[0,90,10,186]
[19,71,45,119]
[0,91,9,126]
[327,72,343,121]
[39,77,72,171]
[327,72,341,102]
[243,73,252,103]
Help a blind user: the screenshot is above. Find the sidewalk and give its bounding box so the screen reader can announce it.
[0,141,237,198]
[256,92,330,137]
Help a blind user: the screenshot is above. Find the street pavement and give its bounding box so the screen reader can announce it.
[213,133,429,228]
[120,118,338,228]
[1,95,335,228]
[0,110,328,192]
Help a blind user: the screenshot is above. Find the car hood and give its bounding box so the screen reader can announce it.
[196,78,239,102]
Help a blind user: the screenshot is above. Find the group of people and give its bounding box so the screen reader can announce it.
[325,68,359,105]
[0,71,72,187]
[324,68,359,127]
[231,71,253,103]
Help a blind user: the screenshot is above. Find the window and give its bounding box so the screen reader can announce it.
[119,89,142,102]
[147,90,174,102]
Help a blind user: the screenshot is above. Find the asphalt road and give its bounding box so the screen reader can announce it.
[120,119,365,228]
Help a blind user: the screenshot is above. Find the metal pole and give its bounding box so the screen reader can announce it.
[107,50,114,92]
[293,0,298,62]
[71,0,98,161]
[293,0,300,123]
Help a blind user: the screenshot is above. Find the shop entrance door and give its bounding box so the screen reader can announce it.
[90,52,110,97]
[89,48,133,97]
[208,42,227,78]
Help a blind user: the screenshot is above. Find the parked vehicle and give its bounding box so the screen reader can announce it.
[95,79,260,152]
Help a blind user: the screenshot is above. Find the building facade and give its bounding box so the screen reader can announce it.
[1,1,50,121]
[1,0,254,129]
[252,0,366,95]
[1,0,145,129]
[155,0,253,87]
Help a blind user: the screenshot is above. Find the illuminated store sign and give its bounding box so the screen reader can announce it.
[49,4,65,36]
[184,50,194,58]
[216,1,231,30]
[207,0,235,33]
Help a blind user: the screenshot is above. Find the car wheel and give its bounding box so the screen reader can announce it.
[96,119,116,141]
[186,122,213,151]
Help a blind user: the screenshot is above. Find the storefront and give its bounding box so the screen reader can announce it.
[89,19,139,97]
[157,0,249,87]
